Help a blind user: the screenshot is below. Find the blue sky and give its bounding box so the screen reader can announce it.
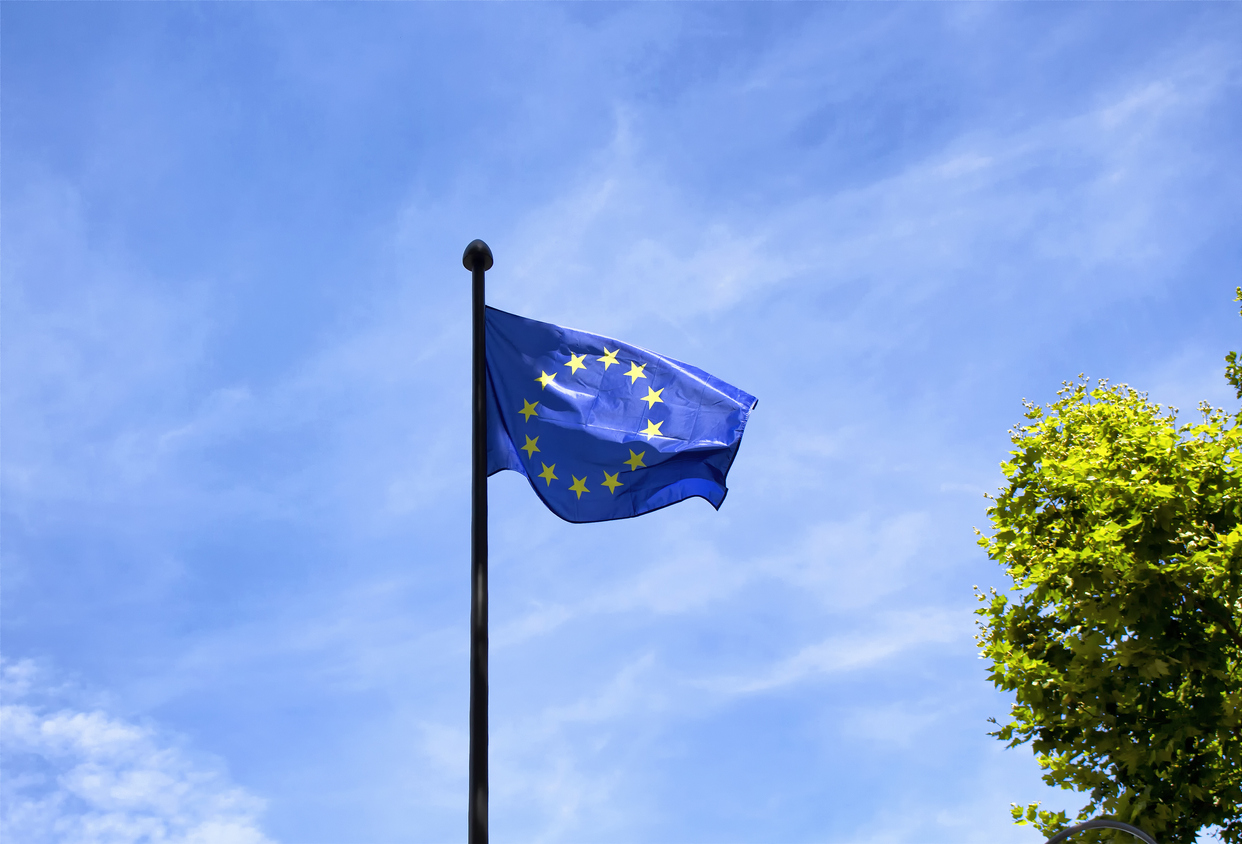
[3,4,1241,843]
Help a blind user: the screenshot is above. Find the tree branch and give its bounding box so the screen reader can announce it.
[1174,581,1242,653]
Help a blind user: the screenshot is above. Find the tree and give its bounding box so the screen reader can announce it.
[976,290,1242,844]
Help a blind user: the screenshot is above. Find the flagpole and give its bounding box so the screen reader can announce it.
[463,238,493,844]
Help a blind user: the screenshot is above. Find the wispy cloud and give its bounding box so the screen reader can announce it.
[1,660,275,844]
[4,5,1240,843]
[702,609,964,696]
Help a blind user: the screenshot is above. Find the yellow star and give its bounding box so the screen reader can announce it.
[640,419,664,440]
[520,399,539,421]
[601,471,623,494]
[538,463,557,486]
[598,348,620,369]
[640,386,664,408]
[624,449,646,471]
[625,362,647,384]
[521,436,540,458]
[569,475,589,499]
[535,371,557,389]
[565,352,587,374]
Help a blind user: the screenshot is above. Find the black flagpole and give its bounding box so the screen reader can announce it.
[463,239,493,844]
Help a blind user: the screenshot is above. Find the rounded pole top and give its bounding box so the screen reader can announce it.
[462,239,494,272]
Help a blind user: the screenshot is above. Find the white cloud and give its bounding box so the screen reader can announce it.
[481,35,1242,367]
[1,660,275,844]
[6,10,1239,843]
[760,511,935,610]
[705,608,965,696]
[846,750,1069,844]
[488,505,937,654]
[0,180,213,517]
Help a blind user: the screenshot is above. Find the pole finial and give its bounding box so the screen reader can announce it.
[463,239,494,272]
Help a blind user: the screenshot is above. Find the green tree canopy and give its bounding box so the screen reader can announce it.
[977,291,1242,844]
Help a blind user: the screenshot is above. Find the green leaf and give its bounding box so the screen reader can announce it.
[978,307,1242,844]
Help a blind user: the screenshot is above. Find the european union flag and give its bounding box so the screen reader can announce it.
[485,307,756,523]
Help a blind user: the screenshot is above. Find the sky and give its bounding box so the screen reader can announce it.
[2,4,1241,844]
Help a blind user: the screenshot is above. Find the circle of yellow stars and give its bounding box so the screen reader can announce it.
[515,346,669,502]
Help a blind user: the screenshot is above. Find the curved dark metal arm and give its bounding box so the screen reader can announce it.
[1045,819,1159,844]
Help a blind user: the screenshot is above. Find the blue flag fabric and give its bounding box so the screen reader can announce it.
[485,307,756,523]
